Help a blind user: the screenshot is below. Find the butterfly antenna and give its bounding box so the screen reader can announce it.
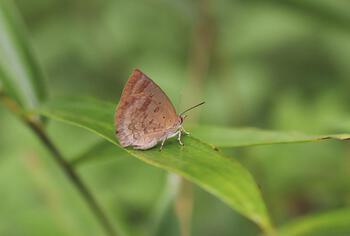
[180,102,205,116]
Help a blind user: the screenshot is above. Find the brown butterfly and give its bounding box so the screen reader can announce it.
[115,69,204,150]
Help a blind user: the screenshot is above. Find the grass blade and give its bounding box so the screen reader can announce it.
[0,0,46,108]
[71,140,129,167]
[190,125,350,148]
[278,208,350,236]
[35,96,274,234]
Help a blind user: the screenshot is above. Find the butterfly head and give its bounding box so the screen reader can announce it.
[178,102,205,123]
[179,115,188,124]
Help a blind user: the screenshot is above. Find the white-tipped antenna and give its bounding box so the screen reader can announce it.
[180,102,205,116]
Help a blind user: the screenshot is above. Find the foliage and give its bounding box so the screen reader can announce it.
[1,0,350,236]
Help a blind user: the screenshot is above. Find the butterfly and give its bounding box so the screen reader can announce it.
[115,69,204,150]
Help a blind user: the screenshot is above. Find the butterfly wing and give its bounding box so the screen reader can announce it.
[115,69,179,149]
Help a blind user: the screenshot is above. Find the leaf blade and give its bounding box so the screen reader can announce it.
[35,97,273,233]
[189,125,350,148]
[278,208,350,236]
[70,140,129,166]
[0,0,46,108]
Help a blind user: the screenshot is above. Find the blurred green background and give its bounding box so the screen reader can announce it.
[1,0,350,235]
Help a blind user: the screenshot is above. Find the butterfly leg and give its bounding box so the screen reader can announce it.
[159,138,167,151]
[177,130,184,146]
[181,127,190,135]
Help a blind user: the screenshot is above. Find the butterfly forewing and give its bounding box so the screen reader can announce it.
[115,69,179,149]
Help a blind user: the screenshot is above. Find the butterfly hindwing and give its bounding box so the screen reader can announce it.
[115,69,179,149]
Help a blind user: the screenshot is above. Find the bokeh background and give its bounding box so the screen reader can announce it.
[1,0,350,235]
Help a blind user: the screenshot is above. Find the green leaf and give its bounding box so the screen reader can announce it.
[0,0,46,108]
[190,125,350,148]
[278,208,350,236]
[68,126,350,167]
[70,140,130,167]
[35,97,274,234]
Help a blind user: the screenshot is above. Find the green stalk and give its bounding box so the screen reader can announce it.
[0,92,118,236]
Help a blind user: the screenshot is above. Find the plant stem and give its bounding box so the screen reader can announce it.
[0,93,118,236]
[27,120,118,236]
[262,223,277,236]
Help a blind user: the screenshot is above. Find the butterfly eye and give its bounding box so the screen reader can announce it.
[180,115,187,124]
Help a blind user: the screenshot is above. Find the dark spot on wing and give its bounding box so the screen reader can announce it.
[128,123,134,130]
[154,107,160,113]
[135,78,151,94]
[140,98,152,111]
